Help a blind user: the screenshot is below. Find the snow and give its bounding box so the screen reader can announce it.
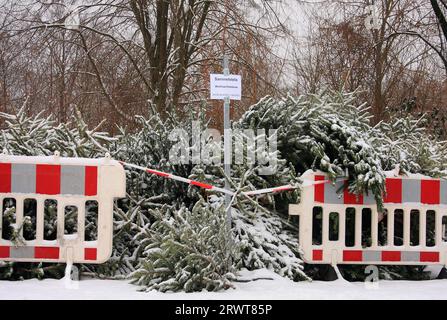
[2,268,447,300]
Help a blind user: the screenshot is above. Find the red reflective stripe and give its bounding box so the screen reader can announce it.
[84,248,97,261]
[34,247,59,259]
[146,169,170,178]
[421,180,440,205]
[344,181,363,205]
[420,252,439,262]
[383,178,402,203]
[313,250,323,261]
[0,246,10,258]
[190,181,213,190]
[0,163,11,193]
[273,187,294,193]
[85,166,98,196]
[343,250,363,262]
[382,251,401,261]
[36,165,61,195]
[314,175,325,202]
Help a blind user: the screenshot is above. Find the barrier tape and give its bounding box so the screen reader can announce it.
[243,180,329,196]
[119,161,329,197]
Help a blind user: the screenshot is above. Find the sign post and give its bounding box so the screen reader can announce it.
[223,56,232,231]
[209,55,242,234]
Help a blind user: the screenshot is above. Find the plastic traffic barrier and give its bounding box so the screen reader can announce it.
[289,170,447,267]
[0,154,125,264]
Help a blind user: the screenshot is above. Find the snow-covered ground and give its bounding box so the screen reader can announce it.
[1,268,447,300]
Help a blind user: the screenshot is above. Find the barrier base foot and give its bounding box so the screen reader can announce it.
[63,261,73,280]
[332,264,350,283]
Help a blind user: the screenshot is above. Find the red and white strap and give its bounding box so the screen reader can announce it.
[120,162,232,196]
[120,162,329,197]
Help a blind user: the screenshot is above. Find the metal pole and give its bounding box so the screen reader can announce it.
[223,55,232,232]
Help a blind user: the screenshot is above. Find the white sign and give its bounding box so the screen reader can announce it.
[210,74,242,101]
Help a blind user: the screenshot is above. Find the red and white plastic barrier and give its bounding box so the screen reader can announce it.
[0,154,126,264]
[290,170,447,267]
[119,161,328,197]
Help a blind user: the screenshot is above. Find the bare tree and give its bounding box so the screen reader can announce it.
[0,0,287,129]
[291,0,447,125]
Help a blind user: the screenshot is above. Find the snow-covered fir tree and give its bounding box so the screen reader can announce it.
[0,91,446,285]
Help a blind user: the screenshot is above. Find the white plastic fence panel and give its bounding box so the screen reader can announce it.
[0,155,126,264]
[290,170,447,267]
